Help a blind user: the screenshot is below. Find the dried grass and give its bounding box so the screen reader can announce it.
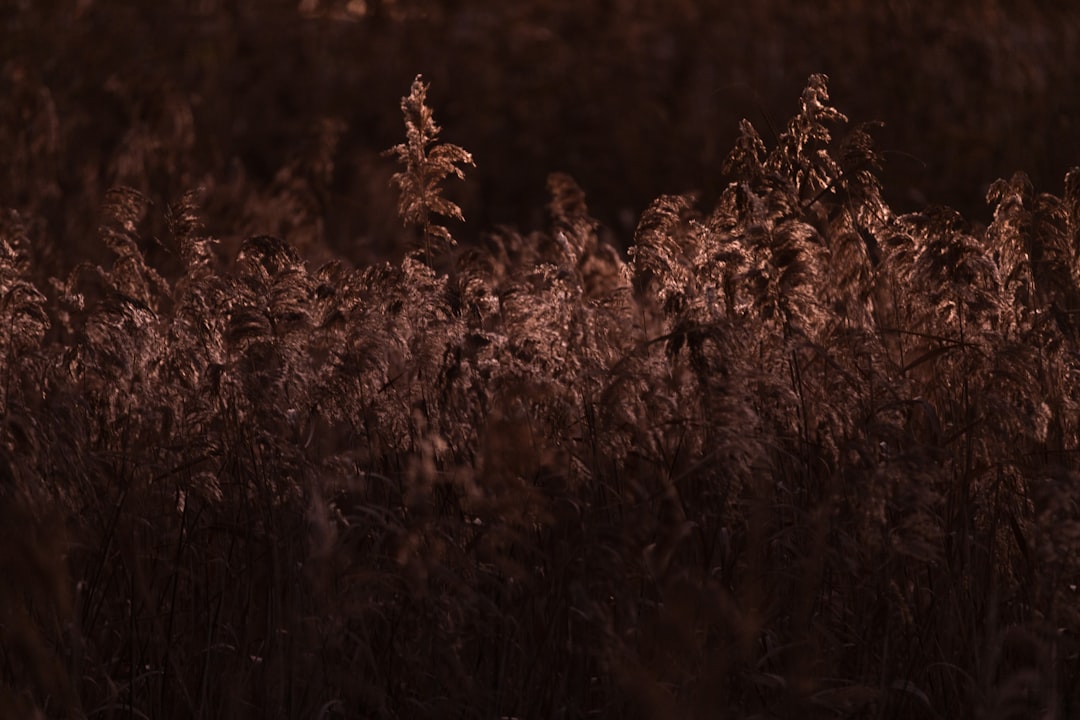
[0,63,1078,720]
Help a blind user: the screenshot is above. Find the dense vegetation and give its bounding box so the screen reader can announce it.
[3,3,1080,719]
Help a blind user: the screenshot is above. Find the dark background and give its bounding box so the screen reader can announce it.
[4,0,1079,265]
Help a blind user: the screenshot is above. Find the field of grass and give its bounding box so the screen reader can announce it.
[3,2,1080,719]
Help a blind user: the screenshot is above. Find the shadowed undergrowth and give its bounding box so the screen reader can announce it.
[1,74,1079,719]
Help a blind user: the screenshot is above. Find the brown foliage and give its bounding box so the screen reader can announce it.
[1,62,1079,720]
